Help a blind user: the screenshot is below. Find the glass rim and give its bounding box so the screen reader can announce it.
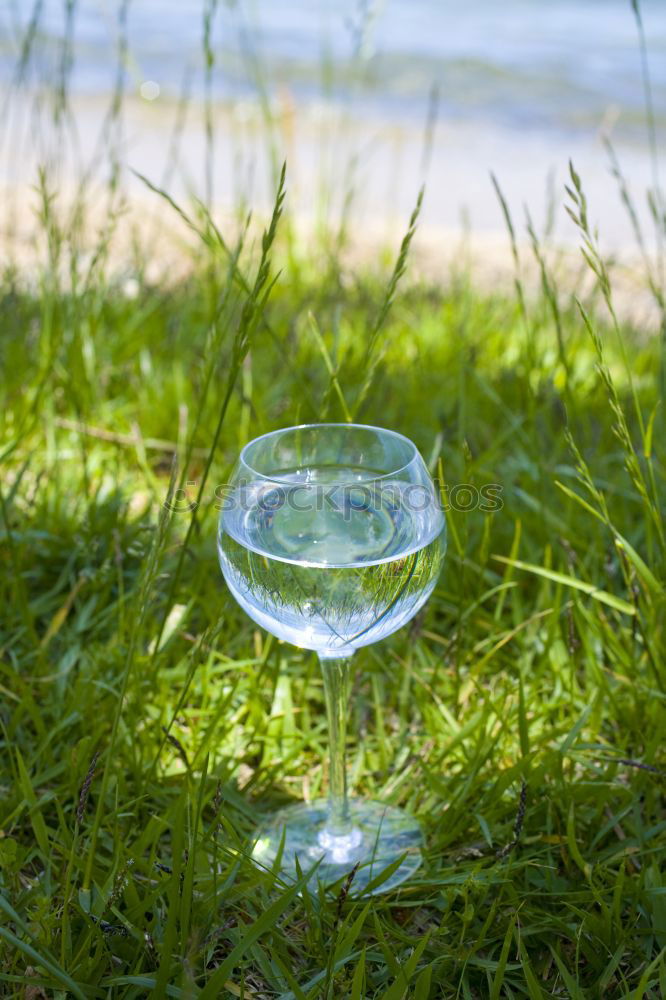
[238,422,421,483]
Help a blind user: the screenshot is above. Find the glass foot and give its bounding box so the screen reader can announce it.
[251,798,423,895]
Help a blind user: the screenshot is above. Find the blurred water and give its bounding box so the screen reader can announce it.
[0,0,663,253]
[1,0,665,138]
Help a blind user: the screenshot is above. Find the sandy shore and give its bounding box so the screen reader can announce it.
[1,93,662,329]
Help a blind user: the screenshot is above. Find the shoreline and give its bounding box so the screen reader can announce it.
[1,92,660,244]
[1,93,662,329]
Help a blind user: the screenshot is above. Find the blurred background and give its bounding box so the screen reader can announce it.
[1,0,664,256]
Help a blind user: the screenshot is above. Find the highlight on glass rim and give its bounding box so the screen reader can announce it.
[1,0,665,994]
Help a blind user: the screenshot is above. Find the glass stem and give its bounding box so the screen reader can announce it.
[319,653,354,836]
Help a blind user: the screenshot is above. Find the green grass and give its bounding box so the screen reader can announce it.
[1,175,665,996]
[1,2,666,996]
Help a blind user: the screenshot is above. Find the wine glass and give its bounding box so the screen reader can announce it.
[217,423,446,893]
